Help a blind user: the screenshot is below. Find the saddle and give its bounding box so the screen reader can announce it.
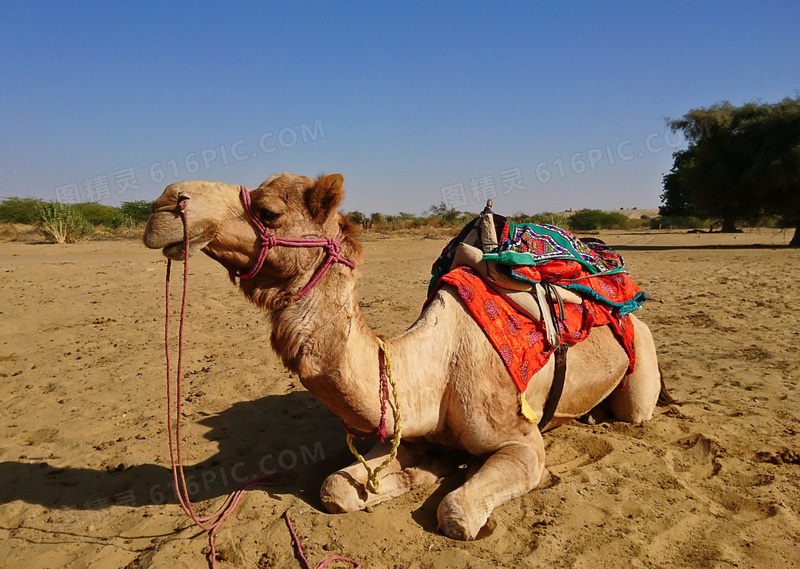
[427,202,645,428]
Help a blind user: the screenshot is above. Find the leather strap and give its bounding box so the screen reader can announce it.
[538,344,568,430]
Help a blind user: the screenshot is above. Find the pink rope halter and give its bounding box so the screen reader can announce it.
[164,198,360,569]
[238,186,355,301]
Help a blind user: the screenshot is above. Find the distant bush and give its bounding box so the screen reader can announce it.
[648,216,707,229]
[568,209,630,231]
[0,224,18,241]
[0,197,43,224]
[512,212,570,228]
[119,200,152,224]
[109,212,136,229]
[72,202,120,226]
[531,212,571,227]
[425,202,466,227]
[36,201,94,243]
[346,211,365,226]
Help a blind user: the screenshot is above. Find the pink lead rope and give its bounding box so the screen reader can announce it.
[164,198,360,568]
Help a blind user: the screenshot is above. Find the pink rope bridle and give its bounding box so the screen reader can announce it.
[238,186,355,302]
[164,198,360,568]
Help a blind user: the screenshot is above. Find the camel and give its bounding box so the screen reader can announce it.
[143,173,663,540]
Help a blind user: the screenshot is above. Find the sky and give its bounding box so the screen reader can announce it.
[1,1,799,216]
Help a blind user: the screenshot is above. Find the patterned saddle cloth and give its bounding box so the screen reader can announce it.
[429,215,646,316]
[425,210,645,420]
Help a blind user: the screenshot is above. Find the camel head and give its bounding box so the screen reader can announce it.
[144,173,362,307]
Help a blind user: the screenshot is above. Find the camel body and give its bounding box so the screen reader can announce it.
[144,173,662,540]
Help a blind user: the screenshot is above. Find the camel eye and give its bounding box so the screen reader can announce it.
[259,208,281,225]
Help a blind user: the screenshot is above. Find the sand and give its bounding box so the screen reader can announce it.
[0,227,798,569]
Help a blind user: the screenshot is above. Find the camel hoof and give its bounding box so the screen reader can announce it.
[436,492,484,540]
[320,472,367,514]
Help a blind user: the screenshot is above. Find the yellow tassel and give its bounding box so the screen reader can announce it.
[520,393,538,422]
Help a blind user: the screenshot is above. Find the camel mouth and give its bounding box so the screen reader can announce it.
[143,208,216,258]
[160,235,213,260]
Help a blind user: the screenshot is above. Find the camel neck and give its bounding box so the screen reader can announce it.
[264,268,387,433]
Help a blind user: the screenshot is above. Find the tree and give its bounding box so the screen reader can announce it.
[744,98,800,245]
[425,202,461,225]
[666,97,800,244]
[659,148,697,217]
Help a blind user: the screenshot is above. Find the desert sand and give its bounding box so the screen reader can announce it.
[1,227,798,569]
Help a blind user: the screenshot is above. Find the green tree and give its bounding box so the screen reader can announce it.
[743,98,800,245]
[666,97,800,244]
[425,202,461,225]
[659,148,698,217]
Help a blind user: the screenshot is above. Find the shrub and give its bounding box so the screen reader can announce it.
[648,216,706,229]
[529,212,570,227]
[36,201,94,243]
[71,202,120,226]
[119,200,152,224]
[425,202,470,227]
[0,197,43,224]
[0,223,18,241]
[567,209,630,231]
[346,211,365,226]
[109,212,136,229]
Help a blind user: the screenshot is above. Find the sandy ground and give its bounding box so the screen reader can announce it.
[1,227,798,569]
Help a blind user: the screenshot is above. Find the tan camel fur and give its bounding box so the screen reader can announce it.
[144,173,662,540]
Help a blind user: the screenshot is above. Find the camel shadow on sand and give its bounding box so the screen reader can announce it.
[0,391,367,516]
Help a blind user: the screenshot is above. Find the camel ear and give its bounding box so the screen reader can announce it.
[306,174,345,222]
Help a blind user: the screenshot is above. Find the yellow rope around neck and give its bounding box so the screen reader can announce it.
[346,336,403,494]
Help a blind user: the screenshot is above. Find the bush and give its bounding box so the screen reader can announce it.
[71,202,120,226]
[346,211,365,226]
[0,197,43,224]
[648,216,707,229]
[36,201,94,243]
[109,212,136,229]
[568,209,630,231]
[0,223,18,241]
[529,212,570,227]
[119,200,152,224]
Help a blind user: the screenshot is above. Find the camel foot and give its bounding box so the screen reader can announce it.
[436,488,488,541]
[321,443,450,514]
[320,471,369,513]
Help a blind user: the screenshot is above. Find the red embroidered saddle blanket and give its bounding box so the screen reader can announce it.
[437,265,637,393]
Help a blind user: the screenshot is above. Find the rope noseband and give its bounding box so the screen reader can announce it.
[238,186,355,301]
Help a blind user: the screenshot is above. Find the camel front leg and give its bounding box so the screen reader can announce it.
[321,440,450,513]
[437,430,547,540]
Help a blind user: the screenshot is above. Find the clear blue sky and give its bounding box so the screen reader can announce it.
[2,1,798,215]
